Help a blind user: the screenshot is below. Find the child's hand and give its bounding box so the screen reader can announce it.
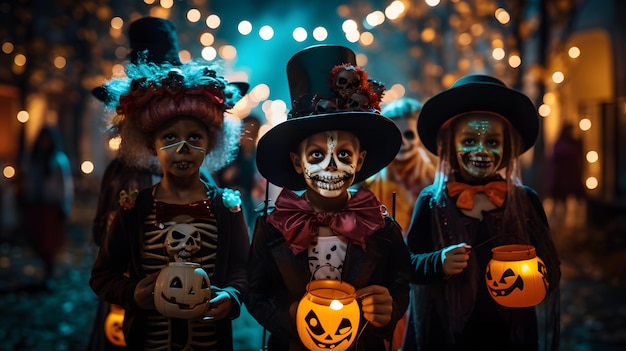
[441,242,472,276]
[356,285,393,328]
[203,288,233,321]
[134,271,159,310]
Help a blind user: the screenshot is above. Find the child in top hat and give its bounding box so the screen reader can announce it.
[247,45,411,350]
[404,74,561,350]
[89,17,249,351]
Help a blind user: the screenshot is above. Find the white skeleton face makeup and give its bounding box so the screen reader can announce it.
[453,113,505,181]
[165,223,201,262]
[291,130,366,198]
[394,116,419,161]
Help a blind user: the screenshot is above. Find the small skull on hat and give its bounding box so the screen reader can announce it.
[316,64,382,113]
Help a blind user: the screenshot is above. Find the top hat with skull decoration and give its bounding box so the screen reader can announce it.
[256,45,401,190]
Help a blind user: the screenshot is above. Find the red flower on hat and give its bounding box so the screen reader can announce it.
[320,64,383,112]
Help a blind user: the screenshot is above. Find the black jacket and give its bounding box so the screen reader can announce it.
[247,189,411,350]
[90,184,249,350]
[405,184,561,351]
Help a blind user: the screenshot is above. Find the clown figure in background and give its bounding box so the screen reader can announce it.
[89,29,249,350]
[246,45,411,351]
[404,75,561,351]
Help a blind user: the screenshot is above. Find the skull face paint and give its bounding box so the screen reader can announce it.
[291,131,365,198]
[453,113,505,181]
[393,116,419,161]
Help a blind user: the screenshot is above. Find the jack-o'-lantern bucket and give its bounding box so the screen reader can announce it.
[296,279,361,351]
[485,244,549,307]
[154,262,211,319]
[104,304,126,347]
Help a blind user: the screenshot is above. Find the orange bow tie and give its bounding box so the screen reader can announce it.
[446,181,508,210]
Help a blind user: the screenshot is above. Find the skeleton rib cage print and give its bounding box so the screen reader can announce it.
[141,207,219,350]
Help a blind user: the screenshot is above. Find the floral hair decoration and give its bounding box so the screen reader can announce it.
[117,68,228,132]
[99,54,241,172]
[221,188,242,213]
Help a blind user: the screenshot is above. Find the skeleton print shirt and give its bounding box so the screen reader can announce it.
[308,236,348,280]
[141,196,219,350]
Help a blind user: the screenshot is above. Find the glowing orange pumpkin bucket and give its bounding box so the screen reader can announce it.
[104,304,126,347]
[296,279,361,351]
[485,244,549,307]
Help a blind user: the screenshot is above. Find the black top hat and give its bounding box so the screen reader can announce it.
[256,45,401,190]
[418,74,539,156]
[127,17,182,66]
[92,17,181,103]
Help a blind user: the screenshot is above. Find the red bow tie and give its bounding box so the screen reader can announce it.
[446,181,508,210]
[267,188,386,255]
[154,199,212,226]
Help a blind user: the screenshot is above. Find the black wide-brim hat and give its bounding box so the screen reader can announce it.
[92,17,182,104]
[256,45,401,190]
[418,74,539,155]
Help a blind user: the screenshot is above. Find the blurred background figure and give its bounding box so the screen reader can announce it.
[19,125,74,290]
[214,113,266,233]
[87,155,161,351]
[87,16,179,350]
[545,123,587,228]
[0,157,19,239]
[362,96,437,350]
[364,96,437,235]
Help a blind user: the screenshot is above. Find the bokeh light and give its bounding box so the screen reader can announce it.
[292,27,307,42]
[187,9,202,23]
[586,176,599,190]
[205,14,221,29]
[3,166,16,179]
[579,118,592,131]
[81,161,95,174]
[312,27,328,41]
[238,21,252,35]
[17,110,29,123]
[586,151,599,163]
[259,25,274,40]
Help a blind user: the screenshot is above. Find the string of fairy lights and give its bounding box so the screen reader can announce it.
[0,0,600,193]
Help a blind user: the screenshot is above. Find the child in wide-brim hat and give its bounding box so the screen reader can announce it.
[247,44,411,351]
[404,74,561,351]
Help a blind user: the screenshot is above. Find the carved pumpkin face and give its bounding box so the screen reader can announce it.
[104,304,126,347]
[154,262,211,319]
[296,279,360,351]
[485,244,549,307]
